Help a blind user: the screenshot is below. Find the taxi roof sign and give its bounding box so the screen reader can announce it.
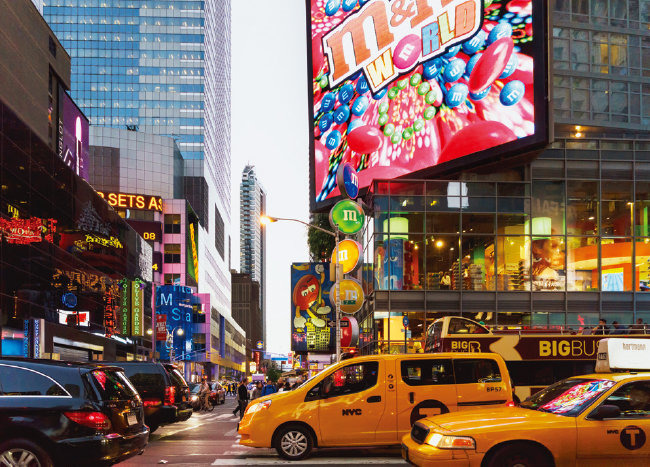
[595,338,650,373]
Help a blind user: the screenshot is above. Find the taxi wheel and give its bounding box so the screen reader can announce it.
[486,442,554,467]
[274,425,313,461]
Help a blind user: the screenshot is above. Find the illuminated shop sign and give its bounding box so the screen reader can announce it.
[131,278,145,336]
[127,220,163,243]
[104,293,117,337]
[97,191,163,212]
[119,278,131,335]
[52,268,118,295]
[58,87,90,181]
[84,233,123,249]
[189,223,199,278]
[0,217,57,244]
[309,0,549,209]
[58,310,90,327]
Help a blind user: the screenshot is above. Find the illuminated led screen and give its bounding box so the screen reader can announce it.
[308,0,549,209]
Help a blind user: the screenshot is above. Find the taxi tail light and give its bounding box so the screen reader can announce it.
[506,400,516,407]
[65,411,112,433]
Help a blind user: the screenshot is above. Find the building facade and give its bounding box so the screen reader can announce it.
[231,272,263,374]
[239,165,266,343]
[43,0,235,368]
[0,0,153,361]
[357,0,650,354]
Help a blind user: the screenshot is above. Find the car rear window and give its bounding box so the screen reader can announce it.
[123,367,165,388]
[0,365,68,396]
[90,370,139,401]
[166,367,188,387]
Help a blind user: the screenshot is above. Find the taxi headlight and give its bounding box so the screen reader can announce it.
[245,399,272,415]
[427,433,476,450]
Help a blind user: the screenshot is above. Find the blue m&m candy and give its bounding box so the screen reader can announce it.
[372,87,388,100]
[333,104,350,124]
[500,53,518,79]
[443,45,461,58]
[321,92,336,112]
[500,80,525,106]
[422,58,442,80]
[445,83,468,108]
[342,0,357,12]
[325,130,342,149]
[465,53,481,76]
[488,22,513,45]
[462,30,487,55]
[348,118,364,133]
[356,76,369,94]
[325,0,341,16]
[442,59,466,83]
[318,113,333,132]
[338,83,354,104]
[351,96,369,116]
[470,85,491,101]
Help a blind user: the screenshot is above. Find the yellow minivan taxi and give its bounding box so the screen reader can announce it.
[238,352,513,460]
[401,338,650,467]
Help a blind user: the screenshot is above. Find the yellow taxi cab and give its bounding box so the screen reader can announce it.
[238,352,514,460]
[401,338,650,467]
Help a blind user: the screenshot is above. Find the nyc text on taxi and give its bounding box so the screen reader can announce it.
[238,353,513,460]
[401,338,650,467]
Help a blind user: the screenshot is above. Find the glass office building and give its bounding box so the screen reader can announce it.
[358,1,650,354]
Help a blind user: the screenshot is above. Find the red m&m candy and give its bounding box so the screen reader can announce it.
[393,34,422,70]
[348,125,383,154]
[468,37,514,94]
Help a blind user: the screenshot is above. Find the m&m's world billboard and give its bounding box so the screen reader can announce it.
[309,0,549,210]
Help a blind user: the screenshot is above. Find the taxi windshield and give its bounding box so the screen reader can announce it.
[520,378,616,417]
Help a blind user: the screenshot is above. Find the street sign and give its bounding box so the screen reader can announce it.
[329,199,364,235]
[332,279,365,314]
[156,314,167,341]
[330,239,362,274]
[337,163,359,199]
[327,321,336,328]
[403,316,409,328]
[255,340,264,350]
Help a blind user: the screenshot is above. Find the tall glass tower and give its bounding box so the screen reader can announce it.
[240,165,266,343]
[43,0,234,357]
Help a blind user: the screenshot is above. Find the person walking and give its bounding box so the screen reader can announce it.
[261,380,277,397]
[233,378,249,419]
[251,381,263,400]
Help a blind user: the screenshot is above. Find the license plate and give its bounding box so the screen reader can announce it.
[126,413,137,425]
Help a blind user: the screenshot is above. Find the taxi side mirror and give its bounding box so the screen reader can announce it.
[589,404,621,420]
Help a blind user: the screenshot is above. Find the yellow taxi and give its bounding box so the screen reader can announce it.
[239,352,514,460]
[401,338,650,466]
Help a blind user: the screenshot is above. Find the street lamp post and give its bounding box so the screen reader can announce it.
[168,326,184,363]
[261,215,343,362]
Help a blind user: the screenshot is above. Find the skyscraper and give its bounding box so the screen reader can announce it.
[43,0,237,373]
[240,165,266,343]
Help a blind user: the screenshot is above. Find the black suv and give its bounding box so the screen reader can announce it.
[162,364,192,421]
[0,359,148,466]
[106,362,191,433]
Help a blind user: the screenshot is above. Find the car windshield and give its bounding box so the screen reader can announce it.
[520,378,616,417]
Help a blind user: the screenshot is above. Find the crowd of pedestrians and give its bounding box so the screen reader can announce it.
[229,375,306,420]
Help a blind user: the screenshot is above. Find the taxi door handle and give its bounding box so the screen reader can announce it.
[367,395,381,403]
[409,392,414,404]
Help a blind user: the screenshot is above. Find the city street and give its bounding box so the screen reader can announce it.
[124,397,405,466]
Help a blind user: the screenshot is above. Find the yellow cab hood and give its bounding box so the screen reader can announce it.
[423,407,569,435]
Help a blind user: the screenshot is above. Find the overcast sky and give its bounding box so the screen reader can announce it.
[231,1,309,355]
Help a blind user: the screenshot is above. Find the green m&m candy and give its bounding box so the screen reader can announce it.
[424,106,437,120]
[402,127,414,140]
[391,132,402,145]
[378,114,389,126]
[383,123,395,136]
[319,76,329,88]
[388,87,400,100]
[378,101,390,114]
[413,118,425,132]
[397,79,409,90]
[417,82,430,96]
[409,73,422,87]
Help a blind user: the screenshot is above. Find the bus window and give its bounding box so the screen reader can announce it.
[448,317,489,335]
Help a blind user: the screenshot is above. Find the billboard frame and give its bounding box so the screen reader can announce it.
[307,0,552,213]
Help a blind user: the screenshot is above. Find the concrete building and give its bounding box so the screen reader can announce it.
[240,166,266,344]
[231,272,263,374]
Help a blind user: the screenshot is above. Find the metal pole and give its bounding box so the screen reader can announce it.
[335,227,341,363]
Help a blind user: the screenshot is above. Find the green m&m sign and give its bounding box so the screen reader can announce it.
[329,199,364,235]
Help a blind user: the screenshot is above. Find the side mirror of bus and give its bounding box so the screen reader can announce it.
[589,404,621,420]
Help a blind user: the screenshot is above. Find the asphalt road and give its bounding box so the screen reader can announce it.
[123,397,406,466]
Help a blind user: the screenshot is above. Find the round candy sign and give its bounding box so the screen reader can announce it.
[255,340,263,350]
[336,163,359,199]
[330,239,362,274]
[329,199,364,234]
[332,279,365,314]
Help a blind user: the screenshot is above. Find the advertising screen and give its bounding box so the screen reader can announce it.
[308,0,549,210]
[155,285,195,360]
[59,87,90,181]
[291,263,335,353]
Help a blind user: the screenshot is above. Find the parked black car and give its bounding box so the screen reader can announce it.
[162,364,192,421]
[105,362,191,433]
[0,358,148,466]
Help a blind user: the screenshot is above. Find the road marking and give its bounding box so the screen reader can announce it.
[215,414,232,420]
[211,456,405,465]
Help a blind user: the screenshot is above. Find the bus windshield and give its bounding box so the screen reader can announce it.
[520,378,616,417]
